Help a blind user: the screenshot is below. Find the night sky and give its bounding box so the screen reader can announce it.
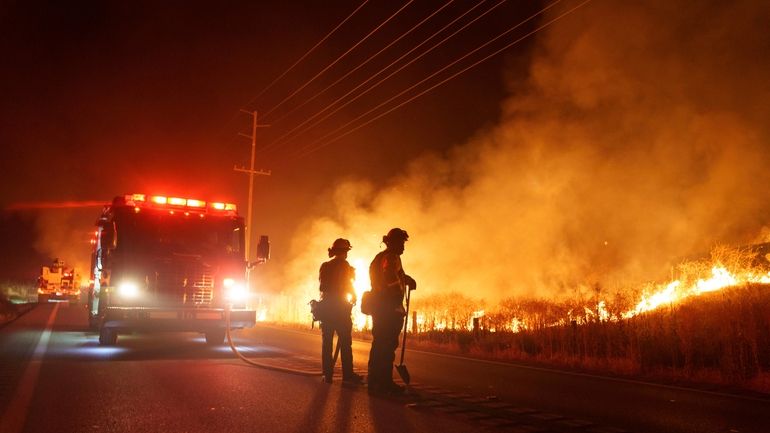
[0,1,539,281]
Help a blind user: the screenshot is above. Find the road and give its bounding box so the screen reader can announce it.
[247,324,770,433]
[1,303,768,433]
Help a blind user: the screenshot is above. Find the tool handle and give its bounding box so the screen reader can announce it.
[399,287,411,365]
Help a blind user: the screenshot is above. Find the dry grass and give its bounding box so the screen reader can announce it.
[408,284,770,393]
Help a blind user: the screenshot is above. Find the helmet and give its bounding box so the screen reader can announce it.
[383,228,409,245]
[328,238,352,257]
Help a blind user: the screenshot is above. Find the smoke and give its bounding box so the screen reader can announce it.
[283,0,770,303]
[33,209,95,281]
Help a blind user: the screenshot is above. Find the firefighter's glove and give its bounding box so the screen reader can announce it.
[405,275,417,291]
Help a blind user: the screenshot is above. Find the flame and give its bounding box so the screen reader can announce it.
[623,265,770,318]
[266,242,769,335]
[350,257,371,330]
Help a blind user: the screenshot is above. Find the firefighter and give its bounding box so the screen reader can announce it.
[367,228,416,395]
[319,238,363,385]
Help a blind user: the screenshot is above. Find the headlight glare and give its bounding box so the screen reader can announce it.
[224,279,248,302]
[118,281,139,298]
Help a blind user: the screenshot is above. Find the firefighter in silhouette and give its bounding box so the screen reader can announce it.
[367,228,416,395]
[319,238,363,385]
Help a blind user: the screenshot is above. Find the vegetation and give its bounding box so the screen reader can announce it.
[408,284,770,392]
[0,280,36,303]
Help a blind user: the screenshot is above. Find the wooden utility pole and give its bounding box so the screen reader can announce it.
[234,110,270,271]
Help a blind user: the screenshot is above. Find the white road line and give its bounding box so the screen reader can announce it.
[0,303,60,433]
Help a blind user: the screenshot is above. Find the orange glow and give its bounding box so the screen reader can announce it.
[211,202,226,210]
[621,265,769,318]
[151,196,168,205]
[130,193,146,202]
[134,207,141,213]
[225,203,237,211]
[168,197,186,206]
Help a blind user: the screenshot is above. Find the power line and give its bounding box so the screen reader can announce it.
[267,0,456,127]
[297,0,591,158]
[218,1,368,140]
[262,0,415,119]
[243,0,369,110]
[264,0,496,153]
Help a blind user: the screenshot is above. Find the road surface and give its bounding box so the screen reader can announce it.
[1,302,769,433]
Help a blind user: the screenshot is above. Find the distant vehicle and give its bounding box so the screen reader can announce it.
[38,258,82,302]
[88,193,269,346]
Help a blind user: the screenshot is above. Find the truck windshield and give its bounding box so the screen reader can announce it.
[117,213,243,258]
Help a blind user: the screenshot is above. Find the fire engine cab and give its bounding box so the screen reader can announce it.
[88,193,268,345]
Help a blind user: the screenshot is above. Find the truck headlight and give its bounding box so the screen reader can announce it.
[223,278,248,302]
[118,281,139,298]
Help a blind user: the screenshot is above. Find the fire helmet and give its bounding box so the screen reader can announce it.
[328,238,352,257]
[383,228,409,245]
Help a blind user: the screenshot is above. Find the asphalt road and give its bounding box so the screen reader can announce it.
[244,324,770,433]
[1,303,769,433]
[0,303,477,433]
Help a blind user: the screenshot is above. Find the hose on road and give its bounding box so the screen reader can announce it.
[225,304,325,377]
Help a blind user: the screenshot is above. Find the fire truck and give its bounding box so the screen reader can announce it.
[37,258,82,302]
[88,193,269,346]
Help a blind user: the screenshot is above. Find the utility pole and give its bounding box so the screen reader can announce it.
[234,110,271,275]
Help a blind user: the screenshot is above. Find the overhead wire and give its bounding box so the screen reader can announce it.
[262,0,416,119]
[217,1,369,140]
[288,0,519,156]
[267,0,456,127]
[297,0,591,158]
[264,0,496,153]
[243,0,370,110]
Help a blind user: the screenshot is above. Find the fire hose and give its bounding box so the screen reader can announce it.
[225,304,340,377]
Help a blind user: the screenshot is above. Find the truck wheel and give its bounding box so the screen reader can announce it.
[205,329,226,345]
[99,327,117,346]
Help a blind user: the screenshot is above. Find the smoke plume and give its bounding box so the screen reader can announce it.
[283,0,770,303]
[33,209,95,283]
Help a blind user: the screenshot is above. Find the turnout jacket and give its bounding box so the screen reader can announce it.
[369,250,407,312]
[319,257,356,304]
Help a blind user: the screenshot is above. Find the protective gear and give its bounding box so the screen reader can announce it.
[318,248,358,383]
[368,228,413,394]
[328,238,352,258]
[405,275,417,291]
[383,228,408,245]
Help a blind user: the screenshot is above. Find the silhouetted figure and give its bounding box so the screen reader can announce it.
[319,238,363,385]
[367,228,416,395]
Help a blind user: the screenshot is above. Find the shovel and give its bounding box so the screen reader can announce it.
[395,286,413,385]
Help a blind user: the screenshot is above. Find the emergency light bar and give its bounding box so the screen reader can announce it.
[122,194,237,214]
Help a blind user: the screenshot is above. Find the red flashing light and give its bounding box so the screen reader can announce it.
[127,193,235,215]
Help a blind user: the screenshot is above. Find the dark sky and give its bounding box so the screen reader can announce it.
[0,0,540,280]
